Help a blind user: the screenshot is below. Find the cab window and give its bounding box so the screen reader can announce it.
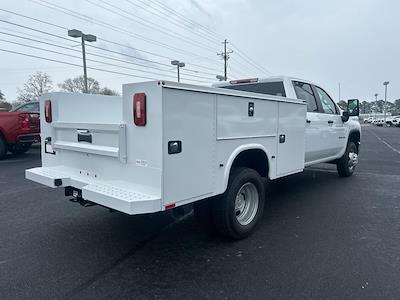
[315,87,338,114]
[292,81,318,112]
[221,82,286,97]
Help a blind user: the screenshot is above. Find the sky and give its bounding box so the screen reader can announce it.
[0,0,399,103]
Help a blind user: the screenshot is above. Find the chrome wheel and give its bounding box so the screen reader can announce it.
[348,150,358,171]
[235,182,259,226]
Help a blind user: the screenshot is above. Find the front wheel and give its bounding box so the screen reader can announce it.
[337,141,358,177]
[212,167,265,239]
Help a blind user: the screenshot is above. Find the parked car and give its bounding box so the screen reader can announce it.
[0,102,40,159]
[386,116,400,127]
[373,119,384,126]
[364,117,374,123]
[26,77,360,239]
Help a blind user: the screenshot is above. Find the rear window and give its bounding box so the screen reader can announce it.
[220,82,286,97]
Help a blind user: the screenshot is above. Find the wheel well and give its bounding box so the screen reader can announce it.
[230,149,269,178]
[349,131,360,151]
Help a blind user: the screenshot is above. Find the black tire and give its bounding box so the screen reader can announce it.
[212,167,265,240]
[337,141,358,177]
[0,137,6,160]
[8,143,32,155]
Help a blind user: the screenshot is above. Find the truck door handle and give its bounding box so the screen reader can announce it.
[306,119,311,123]
[328,120,334,124]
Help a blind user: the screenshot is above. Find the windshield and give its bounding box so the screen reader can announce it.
[12,102,39,112]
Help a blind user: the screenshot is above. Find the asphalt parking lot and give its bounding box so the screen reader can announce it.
[1,125,399,300]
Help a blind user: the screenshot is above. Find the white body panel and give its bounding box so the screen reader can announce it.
[26,81,306,214]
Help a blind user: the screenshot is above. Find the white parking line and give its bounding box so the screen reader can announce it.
[368,129,400,155]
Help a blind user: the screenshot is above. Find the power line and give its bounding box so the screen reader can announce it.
[0,8,224,75]
[0,48,150,80]
[0,8,67,30]
[0,48,212,84]
[230,42,273,76]
[0,19,73,43]
[3,2,271,78]
[145,0,224,42]
[86,44,217,77]
[31,0,213,61]
[0,15,220,77]
[125,0,221,45]
[0,26,75,47]
[0,24,216,79]
[133,0,273,76]
[0,35,215,82]
[90,0,218,53]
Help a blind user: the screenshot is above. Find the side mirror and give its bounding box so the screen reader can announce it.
[347,99,359,117]
[342,99,359,122]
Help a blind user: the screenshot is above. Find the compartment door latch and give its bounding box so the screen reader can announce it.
[77,129,92,143]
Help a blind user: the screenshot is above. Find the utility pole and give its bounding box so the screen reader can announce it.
[374,94,378,119]
[217,39,233,81]
[68,29,97,93]
[383,81,389,123]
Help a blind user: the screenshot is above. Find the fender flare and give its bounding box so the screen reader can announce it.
[338,129,361,158]
[222,143,271,192]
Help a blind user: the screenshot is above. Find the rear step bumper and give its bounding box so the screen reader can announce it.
[26,167,162,215]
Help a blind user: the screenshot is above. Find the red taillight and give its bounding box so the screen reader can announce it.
[44,100,52,123]
[18,114,30,130]
[133,93,146,126]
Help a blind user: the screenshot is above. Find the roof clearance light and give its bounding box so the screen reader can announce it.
[229,78,259,85]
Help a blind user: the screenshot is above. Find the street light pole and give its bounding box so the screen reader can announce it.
[383,81,389,123]
[68,29,97,93]
[171,60,185,82]
[81,35,88,93]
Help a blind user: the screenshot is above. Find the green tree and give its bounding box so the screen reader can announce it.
[17,72,53,102]
[360,101,372,114]
[0,89,4,100]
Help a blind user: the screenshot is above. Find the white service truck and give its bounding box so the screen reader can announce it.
[26,76,361,239]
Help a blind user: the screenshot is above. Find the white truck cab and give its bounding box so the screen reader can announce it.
[214,76,361,168]
[26,77,361,239]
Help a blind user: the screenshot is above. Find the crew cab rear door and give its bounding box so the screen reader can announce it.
[292,81,328,163]
[312,85,346,158]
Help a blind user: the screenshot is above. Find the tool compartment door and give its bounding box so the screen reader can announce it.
[162,87,216,205]
[276,101,306,176]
